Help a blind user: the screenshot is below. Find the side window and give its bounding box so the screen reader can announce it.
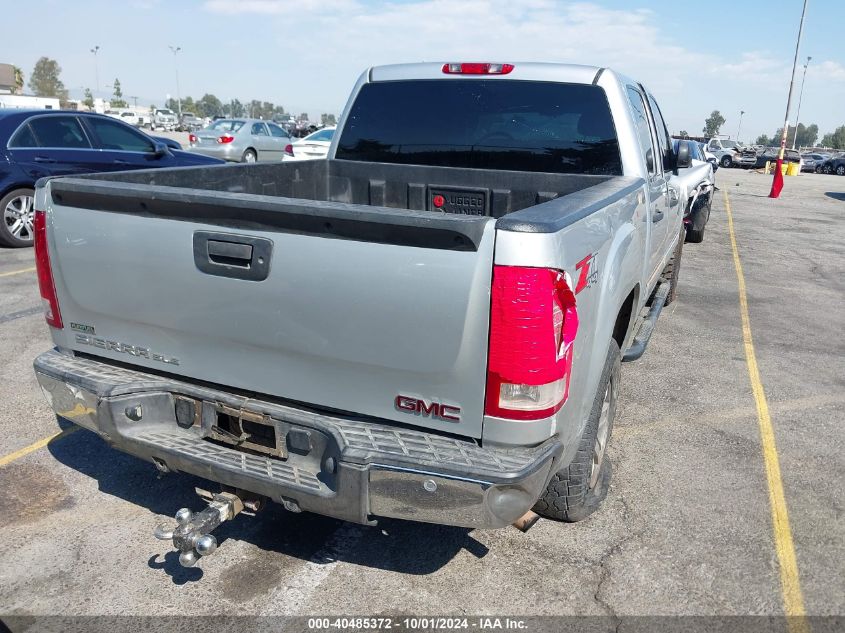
[86,117,154,152]
[251,123,268,136]
[626,86,657,175]
[268,123,288,138]
[708,140,720,151]
[28,116,91,149]
[646,94,672,172]
[8,123,38,148]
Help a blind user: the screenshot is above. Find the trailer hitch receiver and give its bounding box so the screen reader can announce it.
[154,492,244,567]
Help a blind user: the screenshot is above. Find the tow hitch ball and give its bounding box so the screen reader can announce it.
[153,492,244,567]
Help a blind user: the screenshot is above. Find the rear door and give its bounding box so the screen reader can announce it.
[644,92,679,279]
[625,86,669,285]
[80,116,177,171]
[249,122,274,160]
[267,123,291,158]
[7,115,98,181]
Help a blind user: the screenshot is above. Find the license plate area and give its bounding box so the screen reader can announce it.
[209,404,288,459]
[428,186,489,216]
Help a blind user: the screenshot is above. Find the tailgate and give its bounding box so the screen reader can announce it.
[42,180,496,438]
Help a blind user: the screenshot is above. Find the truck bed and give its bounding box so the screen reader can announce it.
[78,158,613,218]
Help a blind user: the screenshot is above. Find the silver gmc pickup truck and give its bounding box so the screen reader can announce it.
[33,62,693,566]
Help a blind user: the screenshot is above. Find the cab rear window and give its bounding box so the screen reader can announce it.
[336,80,621,175]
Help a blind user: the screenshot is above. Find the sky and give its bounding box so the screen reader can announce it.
[4,0,845,142]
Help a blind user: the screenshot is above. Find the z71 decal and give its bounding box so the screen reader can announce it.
[575,253,598,294]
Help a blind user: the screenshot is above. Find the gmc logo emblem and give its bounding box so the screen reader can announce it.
[394,395,461,422]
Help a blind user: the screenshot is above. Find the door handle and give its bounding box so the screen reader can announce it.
[34,156,56,163]
[193,231,272,282]
[652,210,665,223]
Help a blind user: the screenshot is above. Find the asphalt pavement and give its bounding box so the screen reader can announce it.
[0,169,842,628]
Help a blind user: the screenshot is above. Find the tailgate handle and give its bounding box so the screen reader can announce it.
[193,231,272,282]
[207,240,253,266]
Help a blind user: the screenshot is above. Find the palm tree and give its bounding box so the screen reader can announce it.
[12,66,24,94]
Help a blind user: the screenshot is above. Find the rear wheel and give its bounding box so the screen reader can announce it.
[242,149,257,163]
[534,340,620,522]
[0,188,36,247]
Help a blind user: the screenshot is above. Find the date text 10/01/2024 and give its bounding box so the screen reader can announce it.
[306,617,528,630]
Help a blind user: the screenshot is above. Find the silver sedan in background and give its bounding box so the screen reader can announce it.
[187,118,293,162]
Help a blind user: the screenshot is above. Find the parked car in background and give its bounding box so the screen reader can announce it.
[706,137,756,168]
[673,139,714,243]
[699,142,719,172]
[817,154,845,175]
[282,125,335,161]
[179,112,203,132]
[752,148,802,170]
[120,111,142,127]
[800,152,829,172]
[0,109,224,247]
[150,108,178,131]
[187,118,293,162]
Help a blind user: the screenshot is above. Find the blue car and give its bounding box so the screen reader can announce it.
[0,109,224,247]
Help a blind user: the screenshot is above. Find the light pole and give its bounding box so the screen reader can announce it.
[90,45,100,95]
[169,45,182,119]
[770,0,810,198]
[130,95,139,108]
[737,110,745,143]
[791,56,812,149]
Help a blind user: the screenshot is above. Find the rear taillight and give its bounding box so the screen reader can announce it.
[485,266,578,420]
[34,210,63,329]
[442,62,514,75]
[217,135,234,144]
[188,133,198,143]
[284,144,294,157]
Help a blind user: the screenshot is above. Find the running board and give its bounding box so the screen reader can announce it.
[622,281,671,362]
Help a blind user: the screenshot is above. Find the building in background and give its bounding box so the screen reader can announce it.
[1,62,61,110]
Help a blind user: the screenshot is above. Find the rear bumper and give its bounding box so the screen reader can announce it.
[187,145,241,161]
[34,349,561,529]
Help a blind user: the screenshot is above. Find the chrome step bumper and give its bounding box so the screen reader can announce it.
[34,349,562,529]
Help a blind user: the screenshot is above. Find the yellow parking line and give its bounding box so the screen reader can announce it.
[0,266,36,278]
[724,190,809,632]
[0,426,78,468]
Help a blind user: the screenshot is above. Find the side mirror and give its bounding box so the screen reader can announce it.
[152,141,169,157]
[675,140,692,171]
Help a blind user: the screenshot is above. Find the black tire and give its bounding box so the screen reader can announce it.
[686,198,707,242]
[836,165,845,176]
[686,225,705,243]
[720,155,732,168]
[0,188,36,248]
[661,227,684,305]
[534,340,620,522]
[242,149,257,163]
